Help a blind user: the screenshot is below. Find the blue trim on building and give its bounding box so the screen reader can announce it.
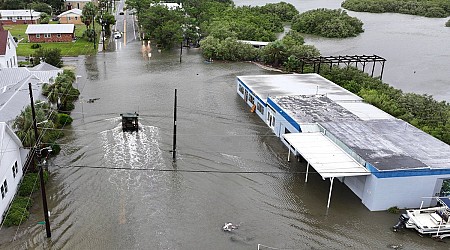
[237,78,265,105]
[267,97,301,132]
[366,162,450,178]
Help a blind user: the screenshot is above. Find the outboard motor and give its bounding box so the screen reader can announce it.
[393,213,410,232]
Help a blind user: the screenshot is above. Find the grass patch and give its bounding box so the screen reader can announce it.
[5,24,101,56]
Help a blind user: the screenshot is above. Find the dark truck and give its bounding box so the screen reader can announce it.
[120,112,139,132]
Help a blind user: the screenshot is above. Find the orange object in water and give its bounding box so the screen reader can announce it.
[250,104,256,113]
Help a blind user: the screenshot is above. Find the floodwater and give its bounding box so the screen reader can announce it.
[237,0,450,102]
[1,1,450,249]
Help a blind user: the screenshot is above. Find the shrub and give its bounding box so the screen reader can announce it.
[388,206,400,214]
[446,19,450,27]
[18,173,39,196]
[31,44,41,49]
[57,113,73,126]
[2,196,33,227]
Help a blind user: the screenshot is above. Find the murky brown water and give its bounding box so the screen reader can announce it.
[1,1,449,249]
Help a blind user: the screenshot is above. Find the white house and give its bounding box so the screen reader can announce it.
[237,73,450,211]
[0,25,18,68]
[57,8,83,24]
[0,122,27,222]
[0,10,41,25]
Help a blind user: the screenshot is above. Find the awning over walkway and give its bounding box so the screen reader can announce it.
[282,132,370,208]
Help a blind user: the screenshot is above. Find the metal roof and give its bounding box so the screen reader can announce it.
[25,24,75,34]
[237,74,362,103]
[320,119,450,171]
[0,9,41,17]
[271,95,360,123]
[283,132,370,178]
[238,40,270,46]
[57,8,82,17]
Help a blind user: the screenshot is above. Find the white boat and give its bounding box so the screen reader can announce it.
[393,197,450,238]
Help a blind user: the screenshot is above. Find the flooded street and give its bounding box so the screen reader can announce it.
[1,40,448,249]
[1,0,450,249]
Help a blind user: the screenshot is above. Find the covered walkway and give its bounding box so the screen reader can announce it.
[282,132,370,208]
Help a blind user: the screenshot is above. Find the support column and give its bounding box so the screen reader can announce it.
[287,147,291,162]
[305,162,310,183]
[327,177,335,209]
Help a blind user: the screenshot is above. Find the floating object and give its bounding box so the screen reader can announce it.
[223,222,239,232]
[120,112,139,132]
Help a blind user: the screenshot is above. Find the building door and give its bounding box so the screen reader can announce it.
[268,111,275,128]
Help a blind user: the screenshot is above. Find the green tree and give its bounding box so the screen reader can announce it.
[291,8,364,38]
[33,48,63,67]
[31,2,52,15]
[260,40,286,67]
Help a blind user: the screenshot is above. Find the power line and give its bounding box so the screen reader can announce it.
[52,164,448,174]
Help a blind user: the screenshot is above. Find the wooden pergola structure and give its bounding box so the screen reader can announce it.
[299,55,386,80]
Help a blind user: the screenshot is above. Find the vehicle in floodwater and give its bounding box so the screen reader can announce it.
[120,112,139,132]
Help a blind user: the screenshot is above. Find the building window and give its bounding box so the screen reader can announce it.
[249,95,254,104]
[239,85,244,94]
[44,33,51,38]
[1,180,8,199]
[12,161,18,178]
[68,16,71,21]
[57,33,61,38]
[36,34,40,38]
[75,16,78,20]
[257,102,264,113]
[17,16,22,20]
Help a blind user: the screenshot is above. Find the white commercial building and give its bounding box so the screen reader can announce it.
[237,73,450,211]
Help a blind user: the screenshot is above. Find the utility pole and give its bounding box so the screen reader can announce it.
[172,89,177,160]
[93,13,96,49]
[28,83,51,238]
[101,8,105,52]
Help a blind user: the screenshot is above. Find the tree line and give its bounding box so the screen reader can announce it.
[126,0,364,49]
[0,0,63,14]
[342,0,450,18]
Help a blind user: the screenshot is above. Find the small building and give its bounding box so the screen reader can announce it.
[0,25,18,68]
[238,40,270,49]
[0,122,28,222]
[65,0,95,11]
[0,9,41,25]
[237,73,450,211]
[57,8,83,24]
[25,24,75,43]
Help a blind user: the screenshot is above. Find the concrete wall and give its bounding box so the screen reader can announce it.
[361,174,450,211]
